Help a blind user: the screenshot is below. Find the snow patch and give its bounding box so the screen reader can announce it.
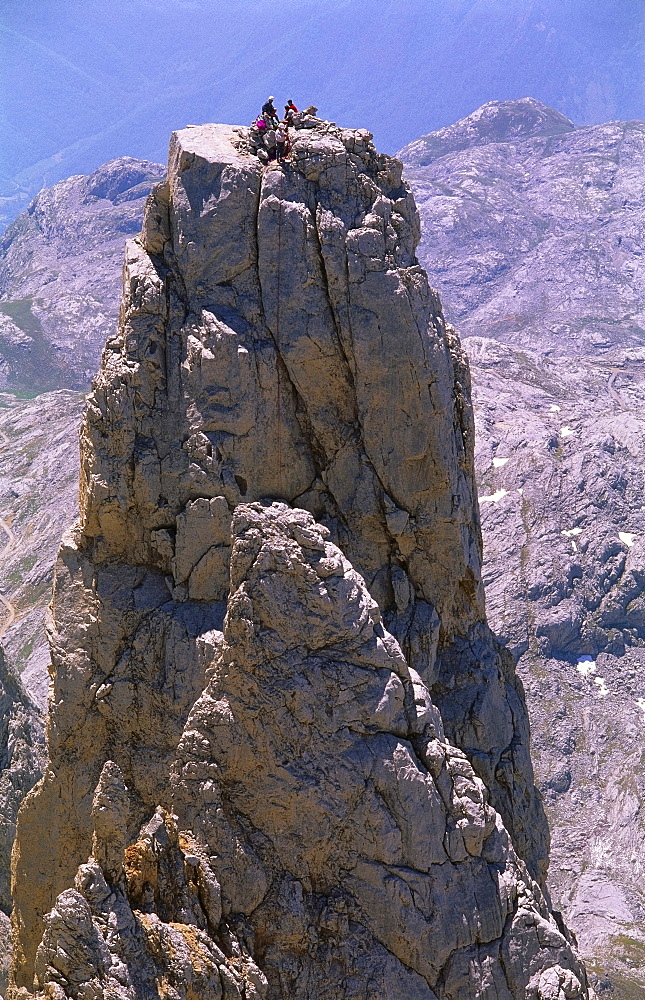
[560,426,575,437]
[549,404,562,412]
[562,527,583,552]
[637,698,645,715]
[618,531,636,547]
[593,676,609,698]
[480,489,509,503]
[577,656,596,677]
[492,457,509,468]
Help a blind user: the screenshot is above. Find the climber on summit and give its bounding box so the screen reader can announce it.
[275,123,289,162]
[262,96,278,125]
[284,100,298,124]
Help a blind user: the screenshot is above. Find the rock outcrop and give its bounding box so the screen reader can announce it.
[24,502,590,1000]
[9,120,587,998]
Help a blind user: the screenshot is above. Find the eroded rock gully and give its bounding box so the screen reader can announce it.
[9,122,590,999]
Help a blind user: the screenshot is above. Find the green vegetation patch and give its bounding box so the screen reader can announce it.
[0,297,43,337]
[0,297,63,396]
[610,933,645,968]
[17,576,53,610]
[585,960,645,1000]
[6,553,39,585]
[19,635,35,662]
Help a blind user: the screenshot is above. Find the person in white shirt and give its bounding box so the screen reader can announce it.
[275,124,288,162]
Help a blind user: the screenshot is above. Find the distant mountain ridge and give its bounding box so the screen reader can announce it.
[0,157,164,395]
[1,0,642,229]
[399,97,577,163]
[398,98,644,357]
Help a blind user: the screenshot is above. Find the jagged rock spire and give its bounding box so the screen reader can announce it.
[9,118,587,999]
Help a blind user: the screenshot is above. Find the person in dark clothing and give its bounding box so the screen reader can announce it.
[261,96,278,125]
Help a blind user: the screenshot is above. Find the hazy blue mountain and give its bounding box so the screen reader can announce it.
[399,98,644,357]
[0,157,164,394]
[1,0,643,229]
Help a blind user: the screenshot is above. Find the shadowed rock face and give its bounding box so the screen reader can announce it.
[0,646,45,914]
[8,121,582,998]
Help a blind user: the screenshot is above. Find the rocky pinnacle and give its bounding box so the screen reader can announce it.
[9,121,589,999]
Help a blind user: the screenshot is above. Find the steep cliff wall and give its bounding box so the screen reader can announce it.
[10,121,586,999]
[0,647,44,919]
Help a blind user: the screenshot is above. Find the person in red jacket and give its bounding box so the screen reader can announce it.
[284,99,298,125]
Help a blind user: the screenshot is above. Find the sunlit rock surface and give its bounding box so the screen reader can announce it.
[8,120,586,1000]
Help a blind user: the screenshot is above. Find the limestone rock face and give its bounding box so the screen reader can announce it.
[32,760,267,1000]
[78,122,485,639]
[21,503,589,1000]
[10,121,582,998]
